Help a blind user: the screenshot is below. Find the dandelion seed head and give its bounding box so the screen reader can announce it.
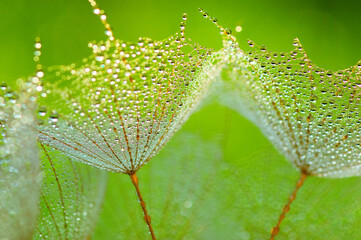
[220,38,361,178]
[37,19,218,174]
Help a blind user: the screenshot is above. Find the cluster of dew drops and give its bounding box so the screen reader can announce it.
[225,36,361,177]
[33,7,216,173]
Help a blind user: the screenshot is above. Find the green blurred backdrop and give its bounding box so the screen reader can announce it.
[3,0,361,239]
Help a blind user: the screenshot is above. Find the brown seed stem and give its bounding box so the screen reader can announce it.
[129,173,156,240]
[270,171,308,240]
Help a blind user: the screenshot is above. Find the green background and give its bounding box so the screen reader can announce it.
[3,0,361,239]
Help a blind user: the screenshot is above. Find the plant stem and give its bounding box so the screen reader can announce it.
[129,173,156,240]
[270,171,308,240]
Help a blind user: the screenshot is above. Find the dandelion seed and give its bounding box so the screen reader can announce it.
[218,36,361,239]
[33,145,107,240]
[0,81,40,240]
[198,9,361,238]
[36,2,218,239]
